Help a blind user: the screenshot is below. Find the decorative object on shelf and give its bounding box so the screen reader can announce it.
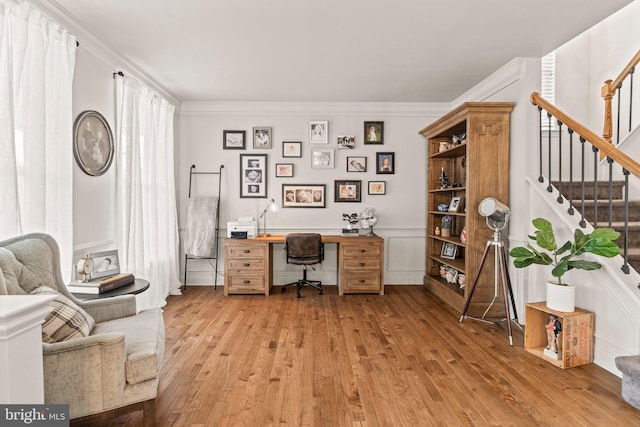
[335,180,361,202]
[342,212,360,234]
[76,257,94,282]
[359,208,379,236]
[282,184,326,208]
[460,226,467,243]
[438,141,449,152]
[438,167,450,189]
[439,264,447,279]
[309,120,328,144]
[452,133,466,145]
[435,226,441,236]
[445,267,458,284]
[441,215,452,237]
[258,198,280,237]
[282,141,302,157]
[253,127,272,149]
[73,110,114,176]
[223,130,246,150]
[449,196,462,212]
[240,153,267,198]
[544,314,563,360]
[510,217,620,313]
[437,203,449,212]
[441,242,456,259]
[457,273,466,289]
[376,152,394,174]
[364,121,383,144]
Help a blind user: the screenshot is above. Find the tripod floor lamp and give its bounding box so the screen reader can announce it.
[459,197,521,345]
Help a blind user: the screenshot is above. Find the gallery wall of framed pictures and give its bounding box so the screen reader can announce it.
[222,118,401,208]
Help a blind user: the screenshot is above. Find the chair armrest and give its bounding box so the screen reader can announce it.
[77,295,137,323]
[42,333,128,417]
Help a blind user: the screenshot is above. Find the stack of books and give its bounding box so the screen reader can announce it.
[340,228,360,236]
[67,273,135,294]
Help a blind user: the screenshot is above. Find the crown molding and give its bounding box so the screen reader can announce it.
[450,58,528,106]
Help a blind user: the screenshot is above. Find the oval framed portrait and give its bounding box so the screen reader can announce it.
[73,110,114,176]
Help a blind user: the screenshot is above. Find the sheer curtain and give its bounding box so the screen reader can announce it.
[114,74,180,311]
[0,0,76,278]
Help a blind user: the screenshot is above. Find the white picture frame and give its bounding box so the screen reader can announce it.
[311,148,334,169]
[309,120,328,144]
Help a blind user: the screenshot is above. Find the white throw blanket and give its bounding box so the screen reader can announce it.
[185,197,218,257]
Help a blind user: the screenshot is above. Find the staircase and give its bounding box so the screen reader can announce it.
[552,180,640,272]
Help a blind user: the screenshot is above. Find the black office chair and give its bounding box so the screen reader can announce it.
[281,233,324,298]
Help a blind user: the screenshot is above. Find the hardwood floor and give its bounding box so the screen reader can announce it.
[104,285,639,426]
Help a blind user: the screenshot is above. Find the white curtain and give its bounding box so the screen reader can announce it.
[0,0,76,279]
[114,74,180,311]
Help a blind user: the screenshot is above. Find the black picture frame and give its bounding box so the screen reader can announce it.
[334,180,361,202]
[276,163,294,177]
[441,242,457,259]
[223,130,246,149]
[253,127,272,149]
[282,184,326,208]
[73,110,114,176]
[364,121,384,144]
[240,153,267,198]
[376,152,395,174]
[282,141,302,158]
[347,156,367,172]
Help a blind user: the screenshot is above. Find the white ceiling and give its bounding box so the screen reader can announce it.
[46,0,633,103]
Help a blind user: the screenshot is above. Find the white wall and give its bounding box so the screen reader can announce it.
[178,103,448,286]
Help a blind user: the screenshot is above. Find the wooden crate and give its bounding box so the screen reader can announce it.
[525,302,594,369]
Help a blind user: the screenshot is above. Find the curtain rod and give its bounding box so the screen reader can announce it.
[113,71,124,79]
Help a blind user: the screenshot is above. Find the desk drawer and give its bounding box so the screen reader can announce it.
[342,245,381,257]
[226,276,266,293]
[226,259,266,272]
[226,245,267,259]
[343,257,380,271]
[342,273,381,292]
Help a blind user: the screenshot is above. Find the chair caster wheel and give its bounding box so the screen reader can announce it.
[296,293,301,298]
[319,290,322,295]
[281,287,286,292]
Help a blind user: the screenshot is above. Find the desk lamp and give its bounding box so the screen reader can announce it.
[259,198,279,237]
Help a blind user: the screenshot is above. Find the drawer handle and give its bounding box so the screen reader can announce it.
[243,250,250,253]
[359,249,366,253]
[243,263,251,267]
[358,280,365,283]
[243,280,250,284]
[359,262,366,266]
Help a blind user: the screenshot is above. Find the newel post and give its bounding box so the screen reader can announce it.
[602,79,614,145]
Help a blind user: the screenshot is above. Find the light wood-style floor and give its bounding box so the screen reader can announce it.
[104,285,639,426]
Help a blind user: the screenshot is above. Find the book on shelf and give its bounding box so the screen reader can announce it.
[67,273,135,294]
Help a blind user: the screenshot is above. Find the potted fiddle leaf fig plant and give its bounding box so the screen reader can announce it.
[509,217,620,312]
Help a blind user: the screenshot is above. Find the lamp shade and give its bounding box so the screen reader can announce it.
[478,197,510,222]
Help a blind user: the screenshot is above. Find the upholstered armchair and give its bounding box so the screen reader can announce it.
[0,233,164,426]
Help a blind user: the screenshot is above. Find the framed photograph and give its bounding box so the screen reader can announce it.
[276,163,294,177]
[73,110,114,176]
[449,196,462,212]
[311,148,334,168]
[364,121,384,144]
[441,242,458,260]
[334,180,361,202]
[87,250,120,281]
[282,184,326,208]
[376,152,395,174]
[337,135,355,149]
[368,181,386,195]
[347,156,367,172]
[309,120,328,144]
[253,127,272,149]
[282,141,302,158]
[240,153,267,198]
[223,130,246,150]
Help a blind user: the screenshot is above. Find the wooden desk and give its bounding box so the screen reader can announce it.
[224,235,384,296]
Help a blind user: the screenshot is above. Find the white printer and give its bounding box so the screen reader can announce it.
[227,216,258,239]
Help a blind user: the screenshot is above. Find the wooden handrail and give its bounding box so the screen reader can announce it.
[601,49,640,145]
[531,91,640,178]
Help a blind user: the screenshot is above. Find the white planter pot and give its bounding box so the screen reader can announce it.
[545,281,576,312]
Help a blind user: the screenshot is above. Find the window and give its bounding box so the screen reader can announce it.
[541,51,556,129]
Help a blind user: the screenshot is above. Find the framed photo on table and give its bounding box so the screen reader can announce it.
[282,184,326,208]
[73,110,114,176]
[223,130,246,149]
[240,154,267,198]
[86,250,120,280]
